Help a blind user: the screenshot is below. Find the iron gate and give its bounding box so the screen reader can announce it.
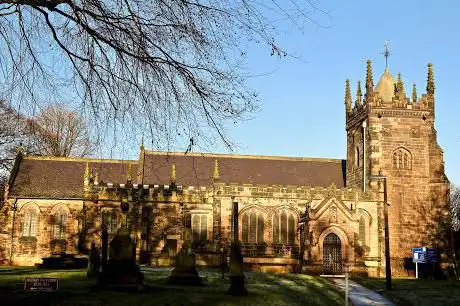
[323,233,342,274]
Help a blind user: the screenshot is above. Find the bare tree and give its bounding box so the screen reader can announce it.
[26,103,94,157]
[0,100,35,172]
[0,0,328,150]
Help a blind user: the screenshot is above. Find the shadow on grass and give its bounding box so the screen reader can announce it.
[0,268,345,306]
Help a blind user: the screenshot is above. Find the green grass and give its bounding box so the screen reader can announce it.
[354,277,460,306]
[0,267,344,306]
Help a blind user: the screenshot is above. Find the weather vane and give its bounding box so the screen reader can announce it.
[381,41,391,69]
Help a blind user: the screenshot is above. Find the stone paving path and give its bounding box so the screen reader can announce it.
[332,278,395,306]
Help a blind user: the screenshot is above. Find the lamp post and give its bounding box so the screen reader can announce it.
[369,173,392,290]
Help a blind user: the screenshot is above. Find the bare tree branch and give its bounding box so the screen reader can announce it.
[0,0,328,151]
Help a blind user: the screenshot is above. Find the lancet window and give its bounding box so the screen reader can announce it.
[241,210,265,243]
[192,214,208,241]
[52,207,67,240]
[392,147,412,170]
[22,207,38,237]
[273,210,296,245]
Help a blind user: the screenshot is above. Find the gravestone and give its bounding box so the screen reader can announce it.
[168,228,203,285]
[97,226,143,289]
[227,241,247,295]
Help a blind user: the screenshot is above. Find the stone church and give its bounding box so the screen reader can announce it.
[0,61,450,276]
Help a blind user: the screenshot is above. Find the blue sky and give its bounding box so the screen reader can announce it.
[216,0,459,185]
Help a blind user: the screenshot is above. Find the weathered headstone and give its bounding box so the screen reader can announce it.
[168,228,203,285]
[98,226,143,289]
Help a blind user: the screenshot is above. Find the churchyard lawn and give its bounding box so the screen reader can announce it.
[0,267,344,305]
[355,277,460,306]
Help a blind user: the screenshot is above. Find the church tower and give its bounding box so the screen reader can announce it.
[345,56,450,272]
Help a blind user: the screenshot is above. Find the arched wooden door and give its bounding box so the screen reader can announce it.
[323,233,342,274]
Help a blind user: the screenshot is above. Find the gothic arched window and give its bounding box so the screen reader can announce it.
[272,213,279,244]
[22,208,38,237]
[53,208,67,239]
[273,210,297,245]
[200,215,207,241]
[192,214,208,241]
[241,210,265,243]
[392,147,412,170]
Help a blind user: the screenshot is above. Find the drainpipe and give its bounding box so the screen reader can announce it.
[9,198,18,266]
[362,121,367,193]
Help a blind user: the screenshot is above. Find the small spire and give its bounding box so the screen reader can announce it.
[140,135,145,150]
[365,60,374,95]
[94,168,99,184]
[345,79,352,113]
[426,63,435,95]
[213,159,219,179]
[127,163,132,182]
[16,143,24,154]
[356,80,362,107]
[84,162,90,185]
[396,73,405,94]
[171,163,176,183]
[412,83,417,104]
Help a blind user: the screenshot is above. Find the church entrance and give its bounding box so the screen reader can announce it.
[323,233,342,274]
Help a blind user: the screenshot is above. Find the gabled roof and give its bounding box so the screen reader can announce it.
[7,151,346,199]
[9,156,137,198]
[142,151,346,188]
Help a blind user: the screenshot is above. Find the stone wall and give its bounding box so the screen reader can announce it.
[1,199,83,266]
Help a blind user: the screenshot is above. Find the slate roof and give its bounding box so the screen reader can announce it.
[142,151,346,188]
[9,156,137,198]
[8,151,346,198]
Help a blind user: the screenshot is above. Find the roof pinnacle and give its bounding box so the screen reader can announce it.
[171,163,176,183]
[213,159,220,179]
[127,163,132,182]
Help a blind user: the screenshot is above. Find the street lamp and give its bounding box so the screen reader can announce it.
[369,172,392,290]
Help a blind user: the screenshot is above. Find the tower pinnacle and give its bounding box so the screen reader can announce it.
[345,79,352,113]
[426,63,435,95]
[356,80,362,107]
[412,83,417,103]
[365,60,374,93]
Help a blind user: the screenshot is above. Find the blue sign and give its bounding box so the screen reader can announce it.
[426,248,438,263]
[412,247,437,263]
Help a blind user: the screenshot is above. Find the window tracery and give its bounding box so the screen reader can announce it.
[22,207,38,237]
[52,207,67,239]
[192,214,208,241]
[392,147,412,170]
[241,210,265,243]
[272,209,296,245]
